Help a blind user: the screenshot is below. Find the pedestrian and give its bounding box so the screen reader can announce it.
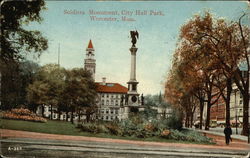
[224,125,232,145]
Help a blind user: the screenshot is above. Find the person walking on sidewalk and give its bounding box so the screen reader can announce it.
[224,125,232,145]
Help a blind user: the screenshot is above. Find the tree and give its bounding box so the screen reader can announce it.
[1,60,39,110]
[62,68,97,123]
[233,13,250,136]
[1,0,48,63]
[27,64,65,118]
[1,0,48,110]
[26,80,49,115]
[178,11,249,134]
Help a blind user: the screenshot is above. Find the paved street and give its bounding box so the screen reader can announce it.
[1,129,250,158]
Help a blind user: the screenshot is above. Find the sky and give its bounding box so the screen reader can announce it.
[27,1,249,95]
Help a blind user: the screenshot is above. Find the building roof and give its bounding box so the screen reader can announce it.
[87,40,94,49]
[95,82,128,93]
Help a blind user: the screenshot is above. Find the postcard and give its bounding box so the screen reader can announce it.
[1,0,249,157]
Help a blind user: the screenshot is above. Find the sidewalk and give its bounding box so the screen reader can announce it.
[189,128,249,142]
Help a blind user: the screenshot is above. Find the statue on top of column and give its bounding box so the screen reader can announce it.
[130,30,139,47]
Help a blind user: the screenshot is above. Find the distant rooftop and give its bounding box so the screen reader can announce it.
[95,82,128,93]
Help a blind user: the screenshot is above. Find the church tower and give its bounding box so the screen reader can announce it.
[84,40,96,80]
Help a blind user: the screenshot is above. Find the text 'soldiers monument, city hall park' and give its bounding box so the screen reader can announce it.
[121,31,145,119]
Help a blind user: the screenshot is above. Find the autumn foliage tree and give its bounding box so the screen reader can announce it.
[165,11,249,135]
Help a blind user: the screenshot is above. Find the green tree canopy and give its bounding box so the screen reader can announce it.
[1,0,48,63]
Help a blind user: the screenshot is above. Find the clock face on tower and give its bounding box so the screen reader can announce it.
[131,96,137,103]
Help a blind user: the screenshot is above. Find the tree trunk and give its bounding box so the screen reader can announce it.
[42,105,45,117]
[199,100,204,129]
[185,112,189,127]
[190,112,194,128]
[78,110,81,122]
[71,109,74,124]
[86,113,90,123]
[50,105,53,120]
[58,110,61,121]
[66,111,69,122]
[234,69,249,136]
[225,79,232,126]
[241,91,249,136]
[205,102,211,130]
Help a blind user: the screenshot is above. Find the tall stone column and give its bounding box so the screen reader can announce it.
[121,30,144,120]
[129,47,138,82]
[127,46,139,94]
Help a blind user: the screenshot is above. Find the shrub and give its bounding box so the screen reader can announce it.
[118,119,159,138]
[11,108,33,116]
[144,123,156,132]
[77,115,212,144]
[119,119,138,136]
[2,108,47,123]
[160,129,171,138]
[80,123,108,134]
[105,123,120,135]
[168,129,213,143]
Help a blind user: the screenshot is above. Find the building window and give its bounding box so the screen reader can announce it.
[107,94,109,98]
[106,109,109,114]
[106,100,109,106]
[111,100,114,105]
[115,100,118,106]
[102,100,104,105]
[240,100,243,104]
[111,110,113,114]
[111,95,113,98]
[132,84,136,91]
[242,71,248,78]
[102,94,105,98]
[115,109,118,114]
[101,110,104,114]
[111,116,113,120]
[106,116,109,120]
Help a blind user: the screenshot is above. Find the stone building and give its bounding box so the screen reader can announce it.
[95,78,128,121]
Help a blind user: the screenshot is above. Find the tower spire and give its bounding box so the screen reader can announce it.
[87,39,94,49]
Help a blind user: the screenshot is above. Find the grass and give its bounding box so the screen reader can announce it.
[0,119,214,144]
[1,119,80,136]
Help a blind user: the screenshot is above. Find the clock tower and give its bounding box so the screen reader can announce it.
[84,40,96,80]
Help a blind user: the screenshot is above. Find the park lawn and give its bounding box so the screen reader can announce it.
[0,119,214,144]
[1,119,82,136]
